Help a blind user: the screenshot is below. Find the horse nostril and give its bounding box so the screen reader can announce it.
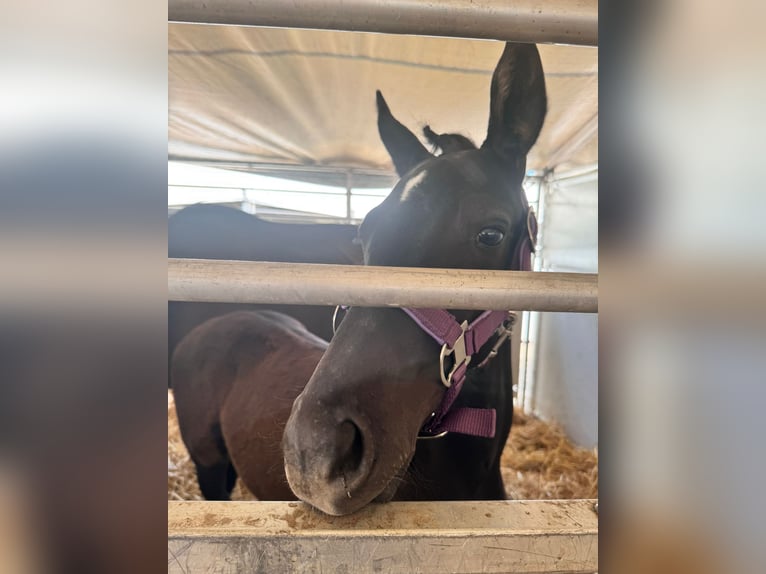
[329,420,365,482]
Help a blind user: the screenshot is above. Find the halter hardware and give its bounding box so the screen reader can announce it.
[417,420,449,440]
[478,314,516,368]
[332,304,346,335]
[439,320,470,388]
[527,207,537,246]
[419,431,449,439]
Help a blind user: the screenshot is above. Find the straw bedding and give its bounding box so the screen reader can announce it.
[168,391,597,501]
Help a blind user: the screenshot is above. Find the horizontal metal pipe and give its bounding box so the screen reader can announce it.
[169,0,598,47]
[168,156,397,180]
[168,259,598,313]
[551,162,599,182]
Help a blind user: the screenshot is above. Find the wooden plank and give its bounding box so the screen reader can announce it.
[168,259,598,313]
[168,500,598,573]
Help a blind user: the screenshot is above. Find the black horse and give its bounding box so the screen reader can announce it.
[168,204,362,386]
[283,42,546,515]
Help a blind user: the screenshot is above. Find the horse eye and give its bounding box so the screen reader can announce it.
[477,227,505,246]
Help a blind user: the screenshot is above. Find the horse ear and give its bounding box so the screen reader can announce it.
[481,43,547,162]
[376,90,433,177]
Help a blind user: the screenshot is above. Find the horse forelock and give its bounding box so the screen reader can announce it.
[423,125,478,155]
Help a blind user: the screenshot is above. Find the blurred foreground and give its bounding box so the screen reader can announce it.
[1,0,766,572]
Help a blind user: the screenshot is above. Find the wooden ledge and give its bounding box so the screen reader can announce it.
[168,499,598,573]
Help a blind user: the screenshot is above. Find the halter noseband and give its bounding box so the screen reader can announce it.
[334,207,537,440]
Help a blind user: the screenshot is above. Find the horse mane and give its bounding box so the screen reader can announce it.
[422,125,477,155]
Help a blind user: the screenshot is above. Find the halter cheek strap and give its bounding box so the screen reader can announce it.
[411,208,537,439]
[403,308,515,438]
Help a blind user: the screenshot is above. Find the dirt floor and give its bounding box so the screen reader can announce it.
[168,391,597,501]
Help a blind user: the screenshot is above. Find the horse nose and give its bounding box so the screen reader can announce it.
[283,401,373,515]
[330,420,365,481]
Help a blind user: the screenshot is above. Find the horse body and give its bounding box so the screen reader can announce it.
[168,204,362,386]
[171,310,326,500]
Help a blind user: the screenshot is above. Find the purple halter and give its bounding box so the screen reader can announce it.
[406,207,537,439]
[334,207,537,440]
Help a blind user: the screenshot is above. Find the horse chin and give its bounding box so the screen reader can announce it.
[285,444,413,516]
[292,479,393,517]
[373,468,405,503]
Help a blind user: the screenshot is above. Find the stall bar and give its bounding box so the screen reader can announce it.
[168,0,598,47]
[168,499,598,573]
[168,259,598,313]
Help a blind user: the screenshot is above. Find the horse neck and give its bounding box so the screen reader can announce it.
[397,340,514,501]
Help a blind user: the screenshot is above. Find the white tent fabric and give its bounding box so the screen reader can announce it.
[169,24,597,177]
[532,170,598,447]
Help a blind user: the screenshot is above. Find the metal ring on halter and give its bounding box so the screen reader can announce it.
[482,314,517,365]
[527,208,538,247]
[438,320,470,388]
[332,305,346,335]
[417,412,449,440]
[417,430,449,440]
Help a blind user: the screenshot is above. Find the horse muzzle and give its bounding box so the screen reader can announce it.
[282,393,386,515]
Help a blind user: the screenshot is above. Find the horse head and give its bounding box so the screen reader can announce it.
[283,43,547,515]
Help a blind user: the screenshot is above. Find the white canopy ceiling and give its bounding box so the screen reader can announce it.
[169,24,597,181]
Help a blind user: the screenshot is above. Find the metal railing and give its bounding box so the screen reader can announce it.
[169,259,598,313]
[169,0,598,46]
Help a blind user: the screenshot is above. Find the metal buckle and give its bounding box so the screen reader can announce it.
[417,412,449,440]
[332,305,345,335]
[526,208,538,249]
[417,430,449,440]
[439,320,470,388]
[484,313,517,363]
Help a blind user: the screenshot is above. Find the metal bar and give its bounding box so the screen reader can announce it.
[168,259,598,313]
[168,156,397,180]
[345,169,353,223]
[522,175,553,412]
[168,0,598,47]
[168,499,598,574]
[517,176,545,408]
[169,183,351,197]
[550,162,599,182]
